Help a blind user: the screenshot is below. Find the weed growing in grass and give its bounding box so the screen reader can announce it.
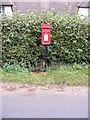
[3,64,29,75]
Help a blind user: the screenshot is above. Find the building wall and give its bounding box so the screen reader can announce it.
[15,2,41,13]
[13,1,79,14]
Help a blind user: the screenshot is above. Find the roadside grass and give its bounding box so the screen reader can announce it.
[1,64,88,86]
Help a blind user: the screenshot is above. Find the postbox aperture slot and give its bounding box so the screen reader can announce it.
[42,28,50,29]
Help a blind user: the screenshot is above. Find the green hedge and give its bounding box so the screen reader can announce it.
[1,9,88,69]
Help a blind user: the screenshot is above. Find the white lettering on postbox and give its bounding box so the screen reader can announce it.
[44,33,48,42]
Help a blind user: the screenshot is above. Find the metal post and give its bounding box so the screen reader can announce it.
[44,45,47,69]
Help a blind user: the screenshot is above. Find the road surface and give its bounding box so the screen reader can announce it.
[1,86,88,118]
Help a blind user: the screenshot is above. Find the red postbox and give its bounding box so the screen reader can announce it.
[42,24,51,45]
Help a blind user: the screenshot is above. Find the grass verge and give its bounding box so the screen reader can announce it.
[1,64,88,86]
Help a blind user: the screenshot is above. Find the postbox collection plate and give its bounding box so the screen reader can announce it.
[44,33,48,42]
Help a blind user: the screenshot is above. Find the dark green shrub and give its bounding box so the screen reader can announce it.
[1,9,88,69]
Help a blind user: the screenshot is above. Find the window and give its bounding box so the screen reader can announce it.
[5,6,12,16]
[0,6,5,13]
[78,7,90,19]
[0,6,1,13]
[0,6,12,16]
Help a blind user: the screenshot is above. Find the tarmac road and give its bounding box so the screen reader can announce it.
[1,88,88,118]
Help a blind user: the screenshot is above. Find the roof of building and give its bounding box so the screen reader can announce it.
[1,0,13,5]
[77,2,90,8]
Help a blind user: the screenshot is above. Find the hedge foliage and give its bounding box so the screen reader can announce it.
[1,9,88,69]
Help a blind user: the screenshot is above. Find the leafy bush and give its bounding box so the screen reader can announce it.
[1,9,88,69]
